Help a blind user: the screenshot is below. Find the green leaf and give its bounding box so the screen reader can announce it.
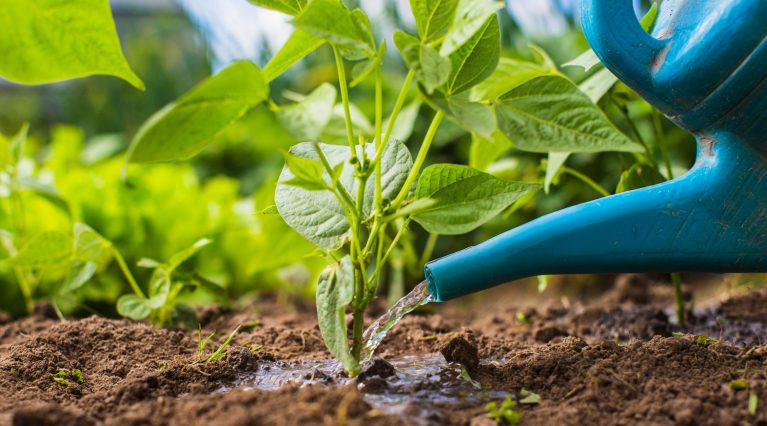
[562,50,602,73]
[73,223,113,266]
[283,150,329,191]
[394,31,451,94]
[293,0,373,56]
[440,0,503,56]
[316,256,358,374]
[275,141,412,249]
[426,93,496,138]
[468,130,512,171]
[148,273,171,309]
[117,295,151,320]
[247,0,306,15]
[350,41,386,87]
[544,152,570,193]
[276,83,337,140]
[127,61,268,163]
[579,68,618,103]
[519,389,542,405]
[445,16,500,94]
[167,238,212,273]
[0,124,29,168]
[495,75,642,153]
[615,163,666,193]
[410,0,458,42]
[412,164,539,234]
[62,261,98,293]
[384,100,422,141]
[471,57,559,102]
[12,231,73,267]
[0,0,143,89]
[263,29,325,81]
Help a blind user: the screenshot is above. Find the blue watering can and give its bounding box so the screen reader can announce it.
[424,0,767,302]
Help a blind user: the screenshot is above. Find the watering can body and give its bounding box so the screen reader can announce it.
[425,0,767,302]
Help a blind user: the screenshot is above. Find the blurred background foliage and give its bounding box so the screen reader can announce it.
[0,0,701,318]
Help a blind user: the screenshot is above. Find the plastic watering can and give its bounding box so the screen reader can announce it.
[424,0,767,302]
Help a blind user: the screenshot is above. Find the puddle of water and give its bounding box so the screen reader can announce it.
[361,280,434,362]
[223,354,507,419]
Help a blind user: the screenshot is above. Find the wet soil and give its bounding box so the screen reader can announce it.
[2,274,767,425]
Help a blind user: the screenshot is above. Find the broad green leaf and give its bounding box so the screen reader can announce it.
[468,130,512,171]
[73,223,113,266]
[283,151,328,191]
[410,0,458,42]
[562,50,602,73]
[440,0,504,56]
[616,163,666,193]
[495,76,641,153]
[445,16,500,95]
[293,0,373,56]
[277,83,337,140]
[127,61,268,163]
[117,295,151,320]
[167,238,212,273]
[384,100,422,141]
[471,57,559,102]
[544,152,570,193]
[12,231,73,267]
[394,31,451,94]
[0,0,143,89]
[579,68,617,103]
[426,93,496,138]
[62,261,98,293]
[412,164,539,234]
[263,29,325,81]
[316,256,358,374]
[248,0,306,15]
[275,141,412,249]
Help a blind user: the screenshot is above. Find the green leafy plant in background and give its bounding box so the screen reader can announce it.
[122,0,667,375]
[485,395,522,425]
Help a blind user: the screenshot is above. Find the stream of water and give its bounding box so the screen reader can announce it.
[361,280,434,362]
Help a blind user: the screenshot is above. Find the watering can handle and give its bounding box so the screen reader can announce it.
[580,0,668,108]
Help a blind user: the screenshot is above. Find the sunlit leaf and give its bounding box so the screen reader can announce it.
[263,29,325,81]
[127,61,268,163]
[410,0,458,42]
[12,231,73,267]
[413,164,539,234]
[439,0,503,56]
[247,0,306,15]
[316,256,358,374]
[276,83,337,140]
[0,0,143,89]
[117,295,151,320]
[445,16,500,94]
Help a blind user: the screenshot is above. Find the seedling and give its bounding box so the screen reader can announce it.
[750,392,759,416]
[485,395,522,425]
[51,369,84,386]
[729,379,748,391]
[197,326,241,363]
[519,389,541,405]
[124,0,680,375]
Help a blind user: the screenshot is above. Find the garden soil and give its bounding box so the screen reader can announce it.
[2,274,767,425]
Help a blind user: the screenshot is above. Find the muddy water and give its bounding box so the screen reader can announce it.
[224,354,507,419]
[362,280,434,362]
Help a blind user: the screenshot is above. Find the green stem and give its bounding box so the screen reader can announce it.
[419,233,439,266]
[392,111,444,208]
[561,166,611,198]
[374,66,384,211]
[672,273,685,325]
[332,46,358,161]
[371,219,412,282]
[113,248,146,299]
[372,70,415,166]
[653,110,674,179]
[13,268,33,314]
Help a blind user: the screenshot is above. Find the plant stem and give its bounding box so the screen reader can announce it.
[392,111,444,208]
[113,248,146,299]
[672,273,685,325]
[372,70,415,166]
[419,232,439,266]
[653,110,674,179]
[332,46,358,162]
[374,66,384,211]
[561,166,611,198]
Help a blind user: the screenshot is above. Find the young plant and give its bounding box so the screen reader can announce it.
[485,395,522,425]
[197,326,241,363]
[125,0,666,375]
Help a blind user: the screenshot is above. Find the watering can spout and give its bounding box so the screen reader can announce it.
[426,133,767,302]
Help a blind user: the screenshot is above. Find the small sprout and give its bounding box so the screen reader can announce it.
[197,325,216,361]
[206,326,240,364]
[730,379,748,391]
[749,392,759,416]
[694,334,718,347]
[159,363,169,372]
[515,312,530,325]
[51,369,83,386]
[241,320,261,332]
[246,344,263,353]
[459,367,481,390]
[519,389,541,405]
[485,395,522,425]
[672,332,685,337]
